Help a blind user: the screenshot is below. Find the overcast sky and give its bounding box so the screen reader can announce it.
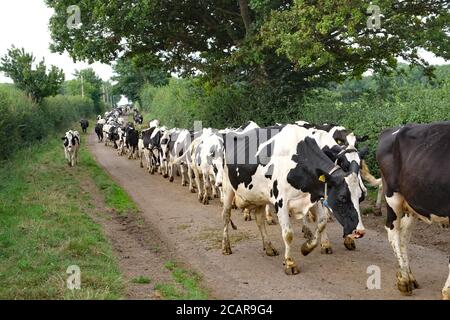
[0,0,448,84]
[0,0,113,83]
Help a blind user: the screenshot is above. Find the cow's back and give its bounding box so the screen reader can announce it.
[377,122,450,217]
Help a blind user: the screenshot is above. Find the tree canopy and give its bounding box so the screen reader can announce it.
[46,0,449,93]
[0,46,65,102]
[111,53,169,103]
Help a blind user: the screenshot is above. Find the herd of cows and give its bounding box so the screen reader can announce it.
[61,105,449,300]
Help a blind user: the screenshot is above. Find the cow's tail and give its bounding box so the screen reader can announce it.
[172,147,190,165]
[360,160,382,187]
[360,159,383,213]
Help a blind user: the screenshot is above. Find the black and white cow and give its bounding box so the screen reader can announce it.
[190,130,225,204]
[103,122,120,148]
[376,122,450,299]
[80,119,89,133]
[141,123,164,174]
[297,121,383,213]
[160,128,193,186]
[125,124,139,159]
[220,125,365,274]
[62,130,80,167]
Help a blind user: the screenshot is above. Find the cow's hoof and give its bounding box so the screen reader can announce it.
[169,176,174,182]
[320,242,333,254]
[222,242,232,255]
[443,287,450,300]
[302,225,314,240]
[283,258,299,275]
[264,244,279,256]
[344,237,356,250]
[301,241,314,256]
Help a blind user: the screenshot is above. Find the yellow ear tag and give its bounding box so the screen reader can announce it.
[318,175,326,183]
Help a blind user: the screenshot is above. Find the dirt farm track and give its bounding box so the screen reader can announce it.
[87,132,448,300]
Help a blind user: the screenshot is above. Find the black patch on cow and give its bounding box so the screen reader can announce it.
[377,122,450,222]
[272,180,279,199]
[224,127,282,191]
[332,129,350,146]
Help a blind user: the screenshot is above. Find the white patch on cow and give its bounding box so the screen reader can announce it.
[295,120,310,126]
[346,133,357,147]
[344,172,365,232]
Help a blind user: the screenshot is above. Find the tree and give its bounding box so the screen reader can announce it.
[0,46,64,102]
[62,68,104,113]
[112,53,169,104]
[46,0,449,94]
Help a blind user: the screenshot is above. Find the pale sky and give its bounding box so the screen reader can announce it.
[0,0,448,84]
[0,0,113,83]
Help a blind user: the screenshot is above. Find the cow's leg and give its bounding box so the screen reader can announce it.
[254,206,278,256]
[301,211,315,240]
[194,168,203,202]
[201,171,210,205]
[243,208,252,221]
[301,202,328,256]
[188,164,196,193]
[210,176,218,198]
[277,206,299,275]
[443,262,450,300]
[180,165,187,186]
[221,188,234,255]
[70,152,75,167]
[385,193,418,296]
[265,204,276,225]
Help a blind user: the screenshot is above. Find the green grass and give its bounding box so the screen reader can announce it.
[0,136,125,299]
[131,276,151,284]
[79,146,138,215]
[155,261,208,300]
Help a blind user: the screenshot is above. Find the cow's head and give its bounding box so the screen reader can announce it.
[62,131,78,152]
[209,143,225,188]
[160,131,172,162]
[322,164,365,239]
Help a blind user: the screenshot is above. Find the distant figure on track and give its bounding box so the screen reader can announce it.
[80,119,89,133]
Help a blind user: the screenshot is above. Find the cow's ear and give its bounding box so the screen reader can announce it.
[323,146,342,162]
[356,135,368,142]
[358,146,369,160]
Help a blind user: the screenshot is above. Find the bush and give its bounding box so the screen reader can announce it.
[0,84,96,160]
[139,69,449,172]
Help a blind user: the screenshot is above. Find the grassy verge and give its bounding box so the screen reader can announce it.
[80,149,138,215]
[155,261,208,300]
[0,135,126,299]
